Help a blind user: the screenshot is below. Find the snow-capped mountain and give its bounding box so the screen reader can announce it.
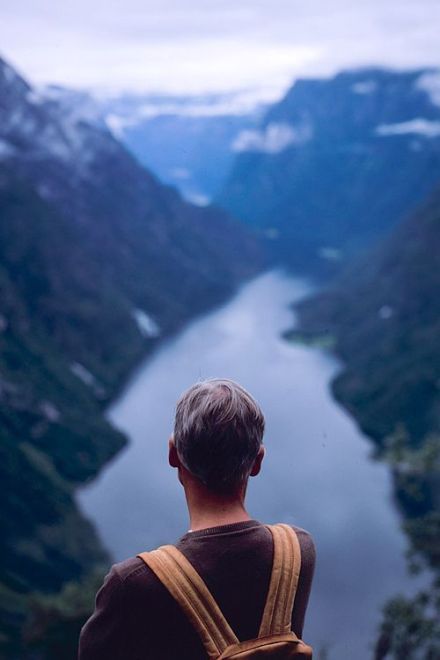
[32,84,266,204]
[0,61,116,173]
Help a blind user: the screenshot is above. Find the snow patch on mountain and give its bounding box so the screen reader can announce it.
[39,400,61,423]
[352,81,377,95]
[416,71,440,107]
[232,122,312,154]
[70,362,98,387]
[132,309,161,338]
[70,362,105,398]
[375,119,440,138]
[186,192,210,206]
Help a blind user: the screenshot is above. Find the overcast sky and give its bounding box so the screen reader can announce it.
[1,0,440,100]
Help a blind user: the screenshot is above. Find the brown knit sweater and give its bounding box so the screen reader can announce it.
[78,520,316,660]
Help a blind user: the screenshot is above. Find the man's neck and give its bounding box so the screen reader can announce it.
[183,472,251,532]
[188,502,251,532]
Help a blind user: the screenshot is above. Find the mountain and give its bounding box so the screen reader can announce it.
[0,55,261,655]
[293,174,440,659]
[294,183,439,536]
[218,68,440,274]
[44,86,265,205]
[296,185,440,446]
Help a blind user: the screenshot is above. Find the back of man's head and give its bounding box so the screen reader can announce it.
[173,378,265,495]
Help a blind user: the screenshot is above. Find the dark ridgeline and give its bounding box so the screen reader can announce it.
[218,68,440,275]
[0,56,262,655]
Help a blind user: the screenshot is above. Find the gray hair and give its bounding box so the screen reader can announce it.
[173,378,265,494]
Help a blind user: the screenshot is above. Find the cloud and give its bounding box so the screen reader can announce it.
[231,122,312,153]
[375,118,440,138]
[351,81,378,95]
[417,71,440,107]
[103,88,284,131]
[0,0,439,101]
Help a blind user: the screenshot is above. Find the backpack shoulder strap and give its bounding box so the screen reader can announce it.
[137,545,238,659]
[258,524,302,637]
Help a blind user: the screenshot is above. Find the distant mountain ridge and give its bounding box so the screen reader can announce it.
[0,55,261,654]
[218,67,440,273]
[40,85,266,204]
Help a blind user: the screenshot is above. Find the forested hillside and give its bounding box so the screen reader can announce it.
[296,186,439,452]
[0,56,261,656]
[295,187,440,656]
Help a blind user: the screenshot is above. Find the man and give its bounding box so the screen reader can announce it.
[79,378,316,659]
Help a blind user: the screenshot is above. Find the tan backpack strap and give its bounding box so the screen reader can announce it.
[137,545,238,659]
[258,524,302,637]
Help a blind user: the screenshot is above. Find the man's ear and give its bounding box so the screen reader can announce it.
[168,436,181,468]
[250,445,265,477]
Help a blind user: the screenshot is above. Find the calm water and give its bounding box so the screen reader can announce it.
[79,270,417,658]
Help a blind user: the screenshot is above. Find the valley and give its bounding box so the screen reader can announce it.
[0,55,439,659]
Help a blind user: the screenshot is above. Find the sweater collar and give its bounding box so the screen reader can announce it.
[180,519,262,541]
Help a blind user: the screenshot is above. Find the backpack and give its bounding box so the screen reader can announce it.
[137,523,313,658]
